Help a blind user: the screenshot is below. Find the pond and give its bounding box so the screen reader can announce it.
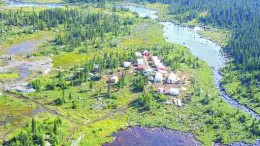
[8,41,37,55]
[104,127,202,146]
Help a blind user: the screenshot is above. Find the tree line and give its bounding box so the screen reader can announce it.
[0,8,132,49]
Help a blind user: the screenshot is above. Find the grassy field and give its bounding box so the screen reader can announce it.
[0,95,36,140]
[198,28,231,47]
[0,73,19,80]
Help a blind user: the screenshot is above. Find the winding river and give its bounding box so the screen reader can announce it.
[125,5,260,121]
[123,5,260,146]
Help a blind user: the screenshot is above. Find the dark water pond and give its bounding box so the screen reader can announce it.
[104,127,202,146]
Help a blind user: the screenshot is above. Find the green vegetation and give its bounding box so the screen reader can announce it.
[0,73,19,80]
[0,1,259,146]
[7,116,70,146]
[17,0,62,3]
[197,28,230,47]
[0,1,6,6]
[138,0,260,116]
[0,95,36,140]
[221,65,260,114]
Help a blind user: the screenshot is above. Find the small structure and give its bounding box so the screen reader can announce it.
[135,52,143,58]
[157,65,166,71]
[157,88,166,94]
[169,88,180,96]
[173,98,182,106]
[123,62,131,68]
[137,59,144,65]
[154,72,163,83]
[152,56,159,61]
[167,73,179,84]
[158,69,168,77]
[143,50,150,56]
[138,64,146,70]
[165,100,171,105]
[153,59,162,67]
[110,76,119,83]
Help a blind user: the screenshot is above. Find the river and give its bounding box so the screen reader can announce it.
[5,0,63,7]
[124,5,260,121]
[121,5,260,146]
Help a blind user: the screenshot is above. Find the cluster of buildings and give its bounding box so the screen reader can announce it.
[135,50,183,106]
[135,50,180,92]
[108,50,185,106]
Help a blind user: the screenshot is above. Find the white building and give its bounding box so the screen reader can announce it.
[167,73,179,84]
[137,59,144,65]
[169,88,180,96]
[123,62,131,68]
[173,98,182,106]
[154,72,163,83]
[135,52,143,58]
[152,56,159,61]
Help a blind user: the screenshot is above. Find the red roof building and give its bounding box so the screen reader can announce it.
[138,64,146,70]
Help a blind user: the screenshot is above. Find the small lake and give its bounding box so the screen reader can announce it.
[104,127,202,146]
[5,0,63,8]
